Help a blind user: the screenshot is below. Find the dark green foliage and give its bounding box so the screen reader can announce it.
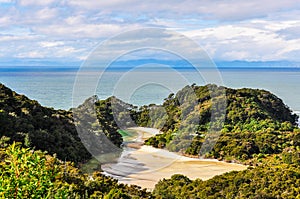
[0,84,124,164]
[4,81,295,163]
[141,84,299,162]
[1,83,300,198]
[152,174,193,199]
[73,96,123,160]
[94,96,135,145]
[153,150,300,198]
[0,84,92,163]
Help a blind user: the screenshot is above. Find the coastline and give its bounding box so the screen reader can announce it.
[127,127,247,166]
[101,127,247,189]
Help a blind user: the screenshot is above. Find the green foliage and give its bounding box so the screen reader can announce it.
[93,96,127,146]
[1,83,300,198]
[1,142,299,199]
[153,150,300,198]
[0,84,91,163]
[104,189,130,199]
[0,142,71,198]
[2,82,298,164]
[153,174,193,199]
[0,84,124,164]
[0,143,300,199]
[141,84,299,162]
[0,142,152,198]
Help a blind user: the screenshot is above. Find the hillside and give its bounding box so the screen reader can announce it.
[1,82,299,164]
[0,83,123,164]
[0,83,300,197]
[139,84,299,162]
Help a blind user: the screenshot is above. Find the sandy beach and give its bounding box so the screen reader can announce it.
[101,127,247,189]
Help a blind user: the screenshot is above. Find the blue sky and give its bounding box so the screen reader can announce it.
[1,0,300,65]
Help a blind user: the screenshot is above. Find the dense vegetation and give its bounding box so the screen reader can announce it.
[153,149,300,198]
[1,83,300,198]
[0,140,151,198]
[0,84,123,164]
[140,84,299,162]
[3,82,297,164]
[1,140,299,198]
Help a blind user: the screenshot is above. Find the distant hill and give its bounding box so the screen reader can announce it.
[1,59,299,69]
[215,60,300,68]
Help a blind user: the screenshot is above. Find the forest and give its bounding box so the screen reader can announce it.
[141,84,299,163]
[0,83,299,198]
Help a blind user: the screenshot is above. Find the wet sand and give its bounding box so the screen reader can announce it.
[101,127,247,189]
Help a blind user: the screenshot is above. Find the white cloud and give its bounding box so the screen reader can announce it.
[0,16,11,27]
[33,23,141,39]
[12,7,61,25]
[39,41,64,47]
[66,0,300,22]
[65,15,84,25]
[277,24,300,40]
[0,0,299,62]
[67,0,137,10]
[35,7,59,20]
[59,46,78,53]
[222,51,251,61]
[182,21,300,61]
[16,51,46,58]
[0,0,13,3]
[18,0,58,6]
[0,34,37,42]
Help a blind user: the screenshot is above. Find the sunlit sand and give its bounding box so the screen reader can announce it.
[102,127,247,189]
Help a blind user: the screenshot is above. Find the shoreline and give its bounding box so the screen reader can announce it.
[128,127,246,165]
[101,127,248,189]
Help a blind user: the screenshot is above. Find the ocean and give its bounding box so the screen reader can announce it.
[1,67,300,116]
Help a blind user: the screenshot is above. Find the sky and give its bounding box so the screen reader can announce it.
[1,0,300,65]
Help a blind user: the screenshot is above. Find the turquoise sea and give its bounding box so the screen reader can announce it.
[1,67,300,117]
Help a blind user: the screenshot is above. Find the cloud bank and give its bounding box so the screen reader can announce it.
[0,0,300,62]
